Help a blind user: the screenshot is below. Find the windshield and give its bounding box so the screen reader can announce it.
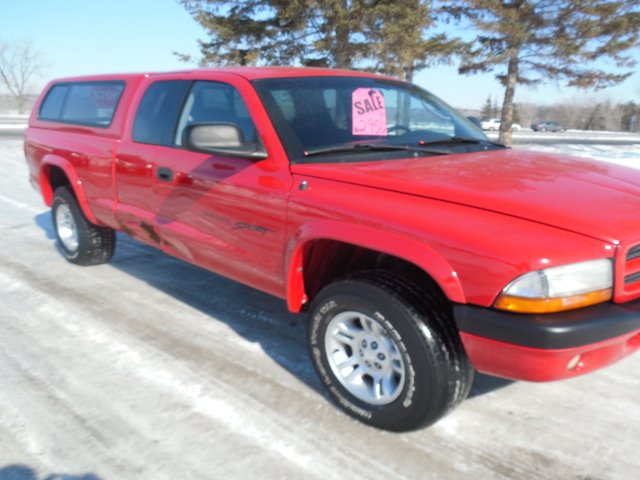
[252,76,495,163]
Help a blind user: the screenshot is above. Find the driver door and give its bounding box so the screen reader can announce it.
[116,75,292,297]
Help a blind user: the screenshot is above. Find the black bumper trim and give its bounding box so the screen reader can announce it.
[453,301,640,350]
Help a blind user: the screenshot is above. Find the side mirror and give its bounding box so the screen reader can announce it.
[183,123,267,160]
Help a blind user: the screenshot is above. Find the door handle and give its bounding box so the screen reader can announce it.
[156,167,174,182]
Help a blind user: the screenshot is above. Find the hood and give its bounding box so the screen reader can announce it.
[291,149,640,244]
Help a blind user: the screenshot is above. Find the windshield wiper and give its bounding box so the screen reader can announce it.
[304,143,450,157]
[418,136,506,148]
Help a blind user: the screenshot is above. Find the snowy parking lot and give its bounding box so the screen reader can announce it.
[1,135,639,480]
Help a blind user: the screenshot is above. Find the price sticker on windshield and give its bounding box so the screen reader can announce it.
[352,88,387,136]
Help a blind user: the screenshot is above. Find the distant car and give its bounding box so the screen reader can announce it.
[531,121,565,132]
[481,118,521,132]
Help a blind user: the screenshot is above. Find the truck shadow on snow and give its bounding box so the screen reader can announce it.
[34,213,512,400]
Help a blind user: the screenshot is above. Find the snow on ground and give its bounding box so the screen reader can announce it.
[0,116,28,132]
[0,115,28,122]
[487,129,640,143]
[517,142,640,169]
[1,137,640,480]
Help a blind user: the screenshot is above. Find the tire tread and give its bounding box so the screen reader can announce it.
[52,186,116,266]
[309,270,474,431]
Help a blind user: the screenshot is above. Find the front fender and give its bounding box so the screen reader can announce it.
[285,220,465,312]
[40,155,98,225]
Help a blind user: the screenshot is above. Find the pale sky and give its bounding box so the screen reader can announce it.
[1,0,638,111]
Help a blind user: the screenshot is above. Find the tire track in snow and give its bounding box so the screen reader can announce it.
[0,249,414,480]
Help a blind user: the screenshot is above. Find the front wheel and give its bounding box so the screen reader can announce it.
[308,272,474,431]
[52,186,116,265]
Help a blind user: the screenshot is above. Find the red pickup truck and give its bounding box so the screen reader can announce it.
[24,68,640,431]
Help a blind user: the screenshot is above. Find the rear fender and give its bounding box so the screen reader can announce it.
[285,220,465,312]
[40,155,98,224]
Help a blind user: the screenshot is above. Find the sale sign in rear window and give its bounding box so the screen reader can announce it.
[39,81,125,127]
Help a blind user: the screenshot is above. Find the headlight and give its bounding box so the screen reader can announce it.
[494,259,613,314]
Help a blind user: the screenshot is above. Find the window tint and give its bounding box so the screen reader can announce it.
[175,81,256,146]
[39,85,69,120]
[39,81,124,127]
[253,76,488,163]
[132,80,190,146]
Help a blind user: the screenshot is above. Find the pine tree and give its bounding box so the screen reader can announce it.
[492,98,499,118]
[444,0,640,145]
[177,0,460,80]
[364,1,461,81]
[621,102,640,133]
[481,95,492,119]
[175,1,312,67]
[584,104,606,131]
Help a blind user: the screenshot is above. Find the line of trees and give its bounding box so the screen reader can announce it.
[481,95,500,120]
[512,100,640,133]
[478,96,640,133]
[178,0,640,146]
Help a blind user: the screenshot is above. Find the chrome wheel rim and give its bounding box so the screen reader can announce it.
[55,203,79,252]
[325,311,406,405]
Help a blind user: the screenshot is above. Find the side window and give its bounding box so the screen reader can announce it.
[38,81,124,127]
[408,95,454,135]
[269,90,296,122]
[322,88,348,130]
[381,88,454,136]
[39,85,69,120]
[174,81,257,146]
[264,86,345,148]
[132,80,190,146]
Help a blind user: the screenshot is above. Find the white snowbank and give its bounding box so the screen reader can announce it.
[517,143,640,170]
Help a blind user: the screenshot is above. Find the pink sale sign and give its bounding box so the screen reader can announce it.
[352,88,388,136]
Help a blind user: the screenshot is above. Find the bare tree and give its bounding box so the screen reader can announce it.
[0,40,44,114]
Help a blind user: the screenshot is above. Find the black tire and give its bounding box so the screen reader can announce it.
[308,272,474,431]
[51,186,116,265]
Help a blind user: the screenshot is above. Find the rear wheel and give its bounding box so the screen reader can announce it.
[52,186,116,265]
[308,272,474,431]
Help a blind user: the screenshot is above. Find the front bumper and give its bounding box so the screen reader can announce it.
[454,301,640,381]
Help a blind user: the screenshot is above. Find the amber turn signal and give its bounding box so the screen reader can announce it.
[494,288,613,314]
